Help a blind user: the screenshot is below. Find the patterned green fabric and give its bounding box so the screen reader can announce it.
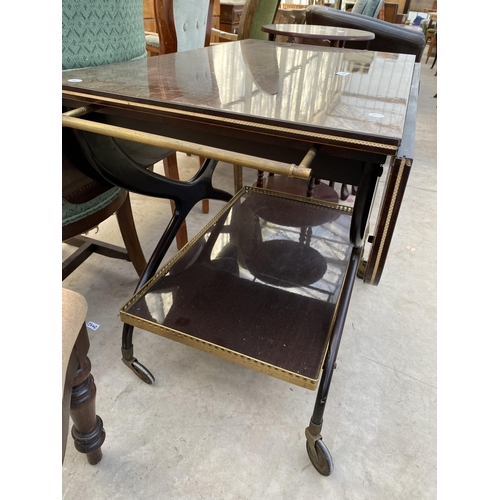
[62,0,147,70]
[62,186,123,226]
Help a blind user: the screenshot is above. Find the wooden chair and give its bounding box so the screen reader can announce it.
[145,0,216,213]
[62,288,105,464]
[62,127,147,280]
[425,29,437,65]
[144,0,160,55]
[213,0,281,43]
[211,0,282,193]
[63,0,190,252]
[271,5,307,43]
[145,31,161,56]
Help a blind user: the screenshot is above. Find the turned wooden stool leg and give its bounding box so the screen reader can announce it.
[70,325,106,465]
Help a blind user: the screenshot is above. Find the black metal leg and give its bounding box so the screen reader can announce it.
[120,201,198,383]
[305,248,361,476]
[120,158,233,384]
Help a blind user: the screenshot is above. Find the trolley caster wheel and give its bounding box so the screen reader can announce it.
[357,259,367,280]
[128,359,155,384]
[306,438,334,476]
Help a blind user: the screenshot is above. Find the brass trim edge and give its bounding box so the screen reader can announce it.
[120,186,353,312]
[369,159,407,284]
[119,186,354,389]
[120,188,249,313]
[120,313,319,390]
[62,90,399,152]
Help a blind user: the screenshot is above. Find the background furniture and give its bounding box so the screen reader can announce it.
[153,0,215,218]
[62,131,147,280]
[145,0,221,52]
[211,0,221,42]
[62,288,105,464]
[62,0,151,274]
[144,0,160,55]
[351,0,384,17]
[305,3,425,200]
[262,23,374,46]
[64,0,207,253]
[213,0,282,42]
[211,0,282,193]
[219,1,246,39]
[272,5,307,42]
[425,28,436,65]
[383,2,399,22]
[305,5,426,58]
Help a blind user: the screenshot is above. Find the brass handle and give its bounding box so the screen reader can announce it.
[62,109,312,180]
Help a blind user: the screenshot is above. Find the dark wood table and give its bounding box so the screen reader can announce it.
[62,39,420,475]
[62,39,417,286]
[262,23,375,47]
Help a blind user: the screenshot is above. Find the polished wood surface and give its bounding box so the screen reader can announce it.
[62,39,414,153]
[62,39,419,285]
[262,23,375,42]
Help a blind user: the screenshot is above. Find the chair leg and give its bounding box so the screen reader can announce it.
[426,34,437,64]
[163,154,189,250]
[115,193,147,276]
[69,324,105,465]
[233,164,243,193]
[199,157,210,214]
[340,183,350,201]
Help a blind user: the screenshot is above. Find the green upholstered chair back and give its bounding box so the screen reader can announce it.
[62,0,147,70]
[62,0,148,277]
[248,0,282,41]
[62,0,147,225]
[239,0,282,41]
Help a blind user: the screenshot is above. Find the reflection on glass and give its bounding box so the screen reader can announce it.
[209,40,413,138]
[123,189,354,386]
[63,39,415,140]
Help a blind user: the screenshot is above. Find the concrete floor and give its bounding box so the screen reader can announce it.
[62,52,437,499]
